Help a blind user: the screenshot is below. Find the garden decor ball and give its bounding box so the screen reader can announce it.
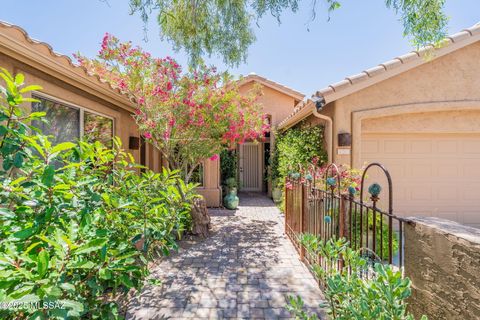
[326,177,336,186]
[348,186,356,196]
[368,183,382,197]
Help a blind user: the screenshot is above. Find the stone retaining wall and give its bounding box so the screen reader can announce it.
[404,217,480,319]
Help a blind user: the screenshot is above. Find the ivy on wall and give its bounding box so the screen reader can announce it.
[220,149,238,184]
[270,123,328,187]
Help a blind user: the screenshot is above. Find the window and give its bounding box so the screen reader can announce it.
[31,96,80,145]
[31,95,114,147]
[190,163,204,186]
[84,111,114,147]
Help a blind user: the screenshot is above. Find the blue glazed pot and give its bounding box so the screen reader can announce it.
[224,190,239,210]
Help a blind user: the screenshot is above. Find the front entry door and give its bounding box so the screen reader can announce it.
[239,143,263,191]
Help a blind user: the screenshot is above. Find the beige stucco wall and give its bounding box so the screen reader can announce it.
[314,41,480,167]
[239,82,299,127]
[404,217,480,319]
[196,158,221,207]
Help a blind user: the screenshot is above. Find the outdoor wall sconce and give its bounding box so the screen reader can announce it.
[129,136,140,150]
[338,133,351,147]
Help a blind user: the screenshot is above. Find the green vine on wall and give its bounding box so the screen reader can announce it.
[270,123,328,188]
[220,149,238,186]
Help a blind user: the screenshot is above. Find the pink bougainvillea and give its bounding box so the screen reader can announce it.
[77,34,268,182]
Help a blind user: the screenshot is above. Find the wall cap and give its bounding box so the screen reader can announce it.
[404,216,480,244]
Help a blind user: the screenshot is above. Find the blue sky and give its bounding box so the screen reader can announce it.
[1,1,479,95]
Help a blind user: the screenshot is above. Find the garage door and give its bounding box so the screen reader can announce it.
[361,133,480,228]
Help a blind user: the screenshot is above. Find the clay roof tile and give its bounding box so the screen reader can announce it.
[279,22,480,129]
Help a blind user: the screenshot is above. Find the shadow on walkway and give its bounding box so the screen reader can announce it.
[127,193,325,319]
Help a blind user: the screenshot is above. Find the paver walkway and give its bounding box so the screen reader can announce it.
[127,193,325,319]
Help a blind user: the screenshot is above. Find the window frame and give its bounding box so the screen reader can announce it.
[31,92,116,142]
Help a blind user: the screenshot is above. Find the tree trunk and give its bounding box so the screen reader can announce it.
[190,196,211,237]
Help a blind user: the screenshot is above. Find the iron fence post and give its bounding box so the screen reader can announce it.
[284,176,288,234]
[340,194,350,240]
[300,182,306,261]
[339,194,346,239]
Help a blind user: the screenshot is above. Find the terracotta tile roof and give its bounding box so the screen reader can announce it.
[279,22,480,129]
[0,21,135,111]
[238,72,304,101]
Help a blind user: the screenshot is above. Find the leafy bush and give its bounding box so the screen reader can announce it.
[270,124,327,188]
[220,149,238,185]
[287,235,426,320]
[0,69,197,319]
[350,209,400,261]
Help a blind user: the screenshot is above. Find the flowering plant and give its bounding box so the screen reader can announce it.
[313,163,363,195]
[77,34,268,182]
[285,163,362,195]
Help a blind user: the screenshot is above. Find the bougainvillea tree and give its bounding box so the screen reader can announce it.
[77,34,268,183]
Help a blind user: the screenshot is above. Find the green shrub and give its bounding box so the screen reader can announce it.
[287,235,427,320]
[0,68,197,319]
[321,205,399,261]
[220,149,238,184]
[270,124,327,188]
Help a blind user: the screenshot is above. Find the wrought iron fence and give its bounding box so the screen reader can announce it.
[284,162,408,282]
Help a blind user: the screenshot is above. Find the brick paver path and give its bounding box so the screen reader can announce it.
[127,193,325,319]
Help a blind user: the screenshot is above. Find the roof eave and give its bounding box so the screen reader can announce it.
[280,23,480,126]
[0,21,135,113]
[317,26,480,105]
[278,100,314,130]
[238,75,305,101]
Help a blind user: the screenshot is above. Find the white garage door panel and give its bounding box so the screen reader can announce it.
[361,133,480,228]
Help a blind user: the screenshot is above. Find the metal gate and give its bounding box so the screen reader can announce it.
[239,143,263,191]
[284,162,407,281]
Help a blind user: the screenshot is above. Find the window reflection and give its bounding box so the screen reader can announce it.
[31,95,114,148]
[84,111,113,147]
[31,96,80,145]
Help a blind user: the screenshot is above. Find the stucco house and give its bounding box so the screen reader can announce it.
[5,18,480,228]
[200,73,304,206]
[0,21,164,173]
[279,23,480,228]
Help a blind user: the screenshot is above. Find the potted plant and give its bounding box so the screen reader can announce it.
[223,177,239,209]
[271,180,283,204]
[225,177,238,195]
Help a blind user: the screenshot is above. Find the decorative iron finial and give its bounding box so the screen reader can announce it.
[368,183,382,197]
[348,186,356,196]
[326,177,336,187]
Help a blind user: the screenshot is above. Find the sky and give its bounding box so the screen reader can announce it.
[1,1,479,96]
